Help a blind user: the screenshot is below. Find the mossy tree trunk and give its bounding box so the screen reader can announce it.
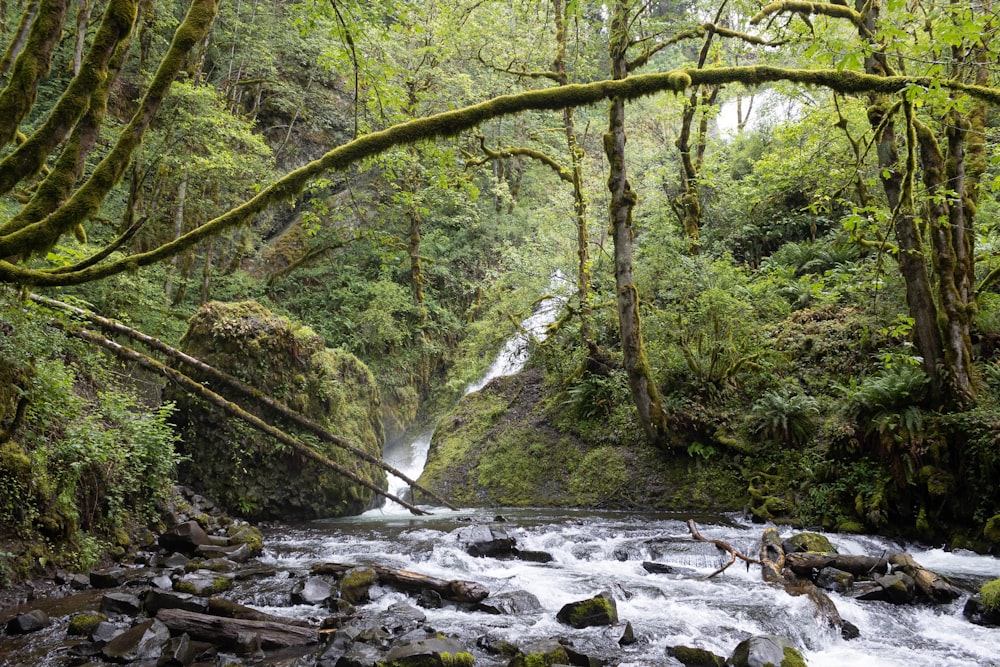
[605,0,671,448]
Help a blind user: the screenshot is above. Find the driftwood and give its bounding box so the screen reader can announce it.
[207,597,314,627]
[686,520,762,578]
[311,561,490,603]
[759,527,785,583]
[155,608,319,648]
[31,294,457,511]
[888,552,962,602]
[65,327,430,515]
[784,553,888,577]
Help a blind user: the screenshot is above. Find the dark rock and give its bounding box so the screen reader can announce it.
[101,592,143,616]
[513,548,554,563]
[101,619,170,663]
[476,633,519,657]
[613,548,630,561]
[619,621,638,646]
[964,595,1000,627]
[556,591,618,628]
[876,573,916,605]
[727,635,804,667]
[416,589,443,609]
[475,590,543,615]
[564,642,610,667]
[158,633,199,666]
[159,521,214,556]
[377,602,427,635]
[174,571,232,597]
[335,643,385,667]
[144,589,209,616]
[841,620,861,640]
[291,576,334,606]
[91,568,129,589]
[92,621,122,643]
[642,561,675,574]
[194,543,252,563]
[6,609,50,634]
[382,637,473,667]
[815,567,854,594]
[162,553,190,569]
[455,524,517,558]
[69,573,91,589]
[68,612,108,637]
[667,645,725,667]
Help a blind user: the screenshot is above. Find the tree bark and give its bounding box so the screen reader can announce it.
[312,562,489,603]
[155,608,318,648]
[606,0,671,447]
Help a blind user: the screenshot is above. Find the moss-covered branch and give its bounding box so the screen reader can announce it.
[5,63,1000,285]
[0,0,70,147]
[750,1,864,28]
[64,326,431,516]
[628,23,783,72]
[464,135,573,182]
[0,0,138,197]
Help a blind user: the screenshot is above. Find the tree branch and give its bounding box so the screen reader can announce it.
[687,519,762,578]
[464,135,573,183]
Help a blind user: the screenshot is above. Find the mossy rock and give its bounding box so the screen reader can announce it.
[786,532,836,554]
[984,514,1000,544]
[667,645,725,666]
[555,591,617,628]
[67,612,107,636]
[507,639,569,667]
[167,301,386,521]
[981,578,1000,613]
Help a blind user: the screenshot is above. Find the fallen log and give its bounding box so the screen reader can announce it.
[207,597,315,627]
[155,608,319,648]
[759,527,785,583]
[311,561,489,603]
[784,553,888,577]
[888,553,962,603]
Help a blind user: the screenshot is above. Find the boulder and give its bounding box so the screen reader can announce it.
[67,612,108,637]
[90,567,129,589]
[783,532,836,554]
[727,635,806,667]
[619,621,638,646]
[159,633,199,667]
[475,590,543,615]
[815,567,853,594]
[292,577,335,606]
[876,573,917,605]
[667,645,725,666]
[339,567,378,605]
[144,589,210,616]
[456,524,517,558]
[5,609,50,634]
[166,301,386,521]
[158,521,213,556]
[101,618,170,663]
[508,639,570,667]
[382,637,474,667]
[513,548,554,563]
[100,592,143,616]
[964,595,1000,627]
[556,591,618,628]
[174,570,233,596]
[642,561,675,574]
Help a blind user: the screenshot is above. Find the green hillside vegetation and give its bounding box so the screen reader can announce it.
[2,0,1000,576]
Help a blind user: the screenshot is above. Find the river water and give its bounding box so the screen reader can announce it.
[254,507,1000,666]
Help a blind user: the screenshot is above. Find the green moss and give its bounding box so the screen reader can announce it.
[781,646,808,667]
[984,515,1000,544]
[440,652,474,667]
[837,521,866,534]
[667,645,725,666]
[67,612,107,636]
[981,579,1000,613]
[787,532,835,553]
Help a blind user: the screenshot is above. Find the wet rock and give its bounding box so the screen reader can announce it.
[964,595,1000,627]
[513,548,554,563]
[101,592,143,616]
[92,620,122,642]
[5,609,50,634]
[159,521,214,556]
[151,574,174,590]
[841,619,861,640]
[417,589,443,609]
[456,524,517,558]
[101,618,170,663]
[69,573,91,589]
[876,573,916,605]
[727,635,805,667]
[339,567,377,605]
[382,636,474,667]
[509,639,569,667]
[90,567,129,589]
[162,552,191,570]
[667,644,725,666]
[68,612,108,637]
[618,621,638,646]
[195,542,252,563]
[226,524,264,556]
[783,532,836,554]
[475,590,542,615]
[642,561,675,574]
[159,633,199,666]
[291,576,334,606]
[376,602,427,635]
[556,591,617,628]
[815,567,854,594]
[613,548,630,561]
[174,570,233,596]
[335,642,385,667]
[144,589,210,616]
[476,633,519,657]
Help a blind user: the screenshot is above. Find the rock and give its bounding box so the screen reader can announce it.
[509,639,569,667]
[377,602,427,635]
[964,595,1000,627]
[613,547,630,561]
[876,573,917,605]
[456,524,517,557]
[382,637,474,667]
[100,592,143,616]
[417,589,443,609]
[195,542,252,563]
[151,574,174,590]
[556,591,618,628]
[90,568,129,589]
[727,635,806,667]
[144,589,210,615]
[667,645,725,666]
[642,561,675,574]
[339,567,377,605]
[335,643,385,667]
[101,618,170,663]
[67,612,108,637]
[226,524,264,556]
[6,609,50,634]
[159,633,199,666]
[619,621,638,646]
[513,548,554,563]
[92,621,122,643]
[292,576,334,605]
[174,570,233,596]
[69,573,91,589]
[841,620,861,640]
[815,567,854,594]
[159,521,214,555]
[783,532,836,554]
[476,633,519,657]
[475,590,543,615]
[162,552,190,569]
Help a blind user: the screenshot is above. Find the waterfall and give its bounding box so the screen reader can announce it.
[374,272,568,511]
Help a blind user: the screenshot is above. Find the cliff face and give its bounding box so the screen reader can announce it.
[169,301,386,520]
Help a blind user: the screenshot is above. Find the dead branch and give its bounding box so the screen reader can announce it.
[687,519,762,578]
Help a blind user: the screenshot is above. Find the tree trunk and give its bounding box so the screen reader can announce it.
[72,0,92,75]
[155,609,318,649]
[606,0,670,448]
[164,172,188,304]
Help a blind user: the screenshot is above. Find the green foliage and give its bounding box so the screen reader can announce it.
[749,388,819,447]
[567,446,628,506]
